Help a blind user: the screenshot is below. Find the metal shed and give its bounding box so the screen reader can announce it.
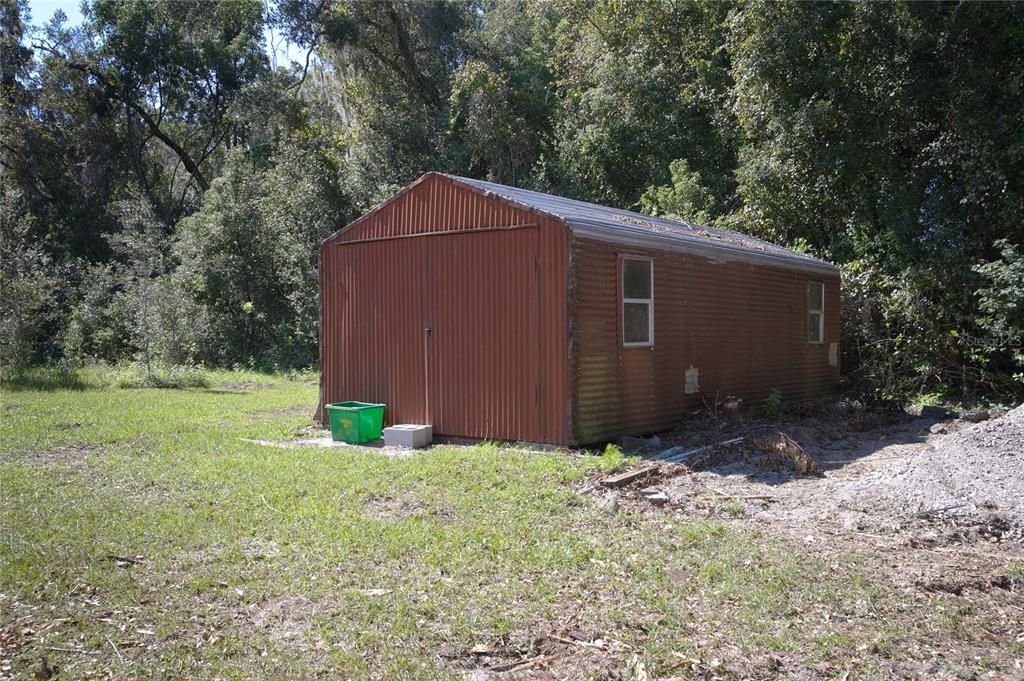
[319,172,840,445]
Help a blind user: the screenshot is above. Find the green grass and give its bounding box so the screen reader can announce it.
[0,368,1015,678]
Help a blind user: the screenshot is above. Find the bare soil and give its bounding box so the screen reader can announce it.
[578,402,1024,677]
[596,403,1023,545]
[650,409,1017,536]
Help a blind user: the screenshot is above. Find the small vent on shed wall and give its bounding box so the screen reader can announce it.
[685,367,700,395]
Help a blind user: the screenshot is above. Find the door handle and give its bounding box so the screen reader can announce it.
[424,327,432,336]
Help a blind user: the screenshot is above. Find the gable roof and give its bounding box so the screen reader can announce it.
[440,173,837,275]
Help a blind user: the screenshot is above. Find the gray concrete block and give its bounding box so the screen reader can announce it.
[383,424,433,448]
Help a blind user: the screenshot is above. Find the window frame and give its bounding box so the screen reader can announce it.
[621,256,654,348]
[807,281,825,344]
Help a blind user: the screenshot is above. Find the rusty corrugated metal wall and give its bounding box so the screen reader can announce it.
[570,237,841,444]
[322,172,840,447]
[320,174,570,444]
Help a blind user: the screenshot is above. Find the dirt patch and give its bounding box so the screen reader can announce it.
[240,594,335,671]
[594,403,1024,545]
[577,402,1024,676]
[1,444,98,468]
[219,381,274,392]
[364,496,427,521]
[447,621,632,680]
[361,496,458,523]
[268,406,312,416]
[247,406,315,425]
[241,538,281,560]
[577,403,1024,675]
[678,405,1024,544]
[914,572,1021,596]
[175,543,227,569]
[249,594,313,643]
[880,404,1024,538]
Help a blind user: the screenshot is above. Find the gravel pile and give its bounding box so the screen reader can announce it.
[882,404,1024,539]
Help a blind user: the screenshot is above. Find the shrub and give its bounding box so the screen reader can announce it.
[61,263,132,364]
[0,365,90,392]
[762,389,783,418]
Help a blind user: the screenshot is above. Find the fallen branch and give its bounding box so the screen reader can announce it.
[488,654,552,672]
[657,437,744,465]
[600,465,657,488]
[107,636,126,668]
[548,633,608,650]
[697,494,775,502]
[912,503,968,518]
[663,655,702,673]
[44,646,89,654]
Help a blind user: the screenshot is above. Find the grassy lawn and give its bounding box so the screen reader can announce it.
[0,370,1016,679]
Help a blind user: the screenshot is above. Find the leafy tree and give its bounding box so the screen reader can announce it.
[974,241,1024,390]
[277,0,471,204]
[444,0,558,186]
[730,0,1024,401]
[547,0,736,206]
[107,191,205,372]
[637,159,717,225]
[0,187,57,370]
[61,262,132,364]
[175,140,349,368]
[44,0,269,194]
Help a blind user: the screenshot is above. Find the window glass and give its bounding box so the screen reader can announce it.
[808,312,823,343]
[622,259,652,299]
[624,302,650,344]
[807,281,824,342]
[808,282,824,311]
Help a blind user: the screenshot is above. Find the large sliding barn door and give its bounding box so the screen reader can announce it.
[425,227,540,440]
[335,226,540,440]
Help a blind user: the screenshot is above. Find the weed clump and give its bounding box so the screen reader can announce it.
[762,388,783,418]
[599,443,626,473]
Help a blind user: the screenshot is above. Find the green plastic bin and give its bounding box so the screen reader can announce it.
[325,401,386,443]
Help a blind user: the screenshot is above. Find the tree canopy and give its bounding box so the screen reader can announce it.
[2,0,1022,403]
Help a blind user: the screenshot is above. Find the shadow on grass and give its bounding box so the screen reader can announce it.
[0,368,92,392]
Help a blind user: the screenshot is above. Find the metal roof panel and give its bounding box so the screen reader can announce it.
[440,173,837,274]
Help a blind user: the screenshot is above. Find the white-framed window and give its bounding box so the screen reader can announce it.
[807,281,824,343]
[622,257,653,346]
